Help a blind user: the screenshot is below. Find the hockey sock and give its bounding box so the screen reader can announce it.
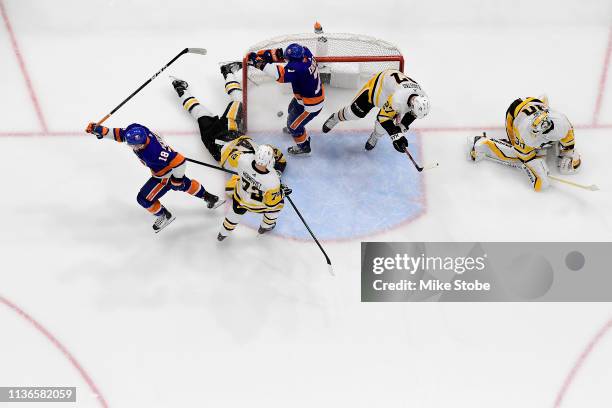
[224,72,243,102]
[185,179,205,198]
[337,106,359,122]
[260,213,278,230]
[181,90,214,120]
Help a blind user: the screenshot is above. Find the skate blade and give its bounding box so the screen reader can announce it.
[153,215,176,233]
[210,199,227,210]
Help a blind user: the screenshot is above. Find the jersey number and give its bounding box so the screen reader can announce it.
[241,179,263,202]
[521,104,546,117]
[309,59,322,94]
[159,151,170,162]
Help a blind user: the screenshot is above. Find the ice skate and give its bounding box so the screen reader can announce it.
[288,142,311,156]
[203,191,225,209]
[170,77,189,97]
[322,113,339,133]
[258,225,275,235]
[365,132,379,151]
[153,208,175,233]
[217,233,227,242]
[220,61,242,79]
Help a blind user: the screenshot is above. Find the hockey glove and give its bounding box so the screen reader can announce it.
[558,152,581,175]
[247,52,266,70]
[280,183,292,197]
[390,133,409,153]
[85,122,108,139]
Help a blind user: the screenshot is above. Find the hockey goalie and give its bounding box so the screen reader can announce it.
[468,96,581,191]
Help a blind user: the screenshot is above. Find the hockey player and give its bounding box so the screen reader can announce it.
[322,69,430,153]
[84,122,220,232]
[171,62,290,240]
[468,96,581,191]
[248,43,324,156]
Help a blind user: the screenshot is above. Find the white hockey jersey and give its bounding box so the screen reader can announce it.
[220,138,283,213]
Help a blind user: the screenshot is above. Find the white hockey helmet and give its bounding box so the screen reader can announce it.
[254,144,274,168]
[409,95,430,119]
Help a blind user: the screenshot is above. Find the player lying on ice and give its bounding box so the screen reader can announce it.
[468,96,581,191]
[170,62,291,241]
[322,69,430,153]
[84,122,221,232]
[247,43,324,156]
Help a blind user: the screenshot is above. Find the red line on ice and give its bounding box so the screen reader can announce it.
[593,27,612,125]
[1,124,611,138]
[0,295,109,408]
[0,0,48,133]
[553,316,612,407]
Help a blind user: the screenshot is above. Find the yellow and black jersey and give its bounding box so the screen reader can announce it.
[355,69,425,135]
[505,97,575,162]
[220,135,286,174]
[222,148,284,213]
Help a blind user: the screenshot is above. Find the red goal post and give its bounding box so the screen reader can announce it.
[241,31,405,132]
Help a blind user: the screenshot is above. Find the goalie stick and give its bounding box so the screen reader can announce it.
[479,151,600,191]
[184,157,335,274]
[95,47,207,125]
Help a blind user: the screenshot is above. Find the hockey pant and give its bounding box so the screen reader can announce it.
[472,137,551,191]
[334,80,401,137]
[136,163,209,215]
[286,98,320,146]
[179,72,244,161]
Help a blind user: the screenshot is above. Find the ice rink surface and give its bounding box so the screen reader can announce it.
[1,0,612,407]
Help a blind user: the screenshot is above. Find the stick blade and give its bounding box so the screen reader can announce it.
[188,48,207,55]
[588,184,600,191]
[327,264,335,276]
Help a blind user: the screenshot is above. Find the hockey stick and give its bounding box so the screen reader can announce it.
[482,156,599,191]
[286,196,335,276]
[185,157,236,176]
[96,47,207,125]
[185,157,334,273]
[549,175,600,191]
[404,148,439,172]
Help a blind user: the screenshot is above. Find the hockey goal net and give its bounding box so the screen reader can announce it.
[241,28,404,131]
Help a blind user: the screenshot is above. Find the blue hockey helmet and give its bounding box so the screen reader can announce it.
[285,43,305,60]
[124,123,150,145]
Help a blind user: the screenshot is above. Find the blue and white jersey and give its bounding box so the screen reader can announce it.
[263,47,325,112]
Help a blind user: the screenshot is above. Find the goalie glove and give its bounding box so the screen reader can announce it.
[558,151,581,174]
[85,122,109,139]
[390,133,409,153]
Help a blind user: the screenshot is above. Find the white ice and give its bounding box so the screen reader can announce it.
[1,0,612,407]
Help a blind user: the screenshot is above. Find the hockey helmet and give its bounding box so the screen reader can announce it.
[285,43,305,60]
[254,144,274,168]
[409,95,430,119]
[125,123,150,145]
[531,110,553,135]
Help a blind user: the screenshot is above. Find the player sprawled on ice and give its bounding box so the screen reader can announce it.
[248,43,324,156]
[468,96,581,191]
[84,122,221,232]
[322,69,430,153]
[170,62,291,241]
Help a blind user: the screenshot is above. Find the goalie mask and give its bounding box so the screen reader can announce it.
[531,110,553,136]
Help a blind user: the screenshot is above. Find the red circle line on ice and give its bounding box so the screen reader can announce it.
[0,295,109,408]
